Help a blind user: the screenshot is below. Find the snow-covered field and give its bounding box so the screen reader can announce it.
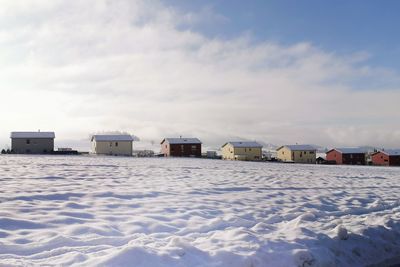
[0,155,400,267]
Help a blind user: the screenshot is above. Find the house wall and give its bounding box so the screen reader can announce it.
[161,142,170,156]
[161,143,202,157]
[11,138,54,154]
[222,144,261,161]
[372,152,390,166]
[222,144,235,160]
[389,156,400,166]
[234,147,262,161]
[342,153,366,165]
[292,150,316,164]
[326,150,342,164]
[277,147,293,162]
[92,141,132,156]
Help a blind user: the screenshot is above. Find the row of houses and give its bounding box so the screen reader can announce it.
[6,132,135,156]
[4,131,400,166]
[276,146,400,167]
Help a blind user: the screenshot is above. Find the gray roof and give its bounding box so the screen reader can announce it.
[161,138,202,145]
[332,147,367,154]
[277,145,316,151]
[380,149,400,156]
[92,135,134,142]
[223,141,263,148]
[10,132,55,139]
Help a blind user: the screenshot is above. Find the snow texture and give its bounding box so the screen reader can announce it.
[91,135,134,142]
[223,141,263,148]
[329,148,367,154]
[162,138,202,145]
[10,132,55,139]
[379,149,400,156]
[277,145,316,151]
[0,155,400,266]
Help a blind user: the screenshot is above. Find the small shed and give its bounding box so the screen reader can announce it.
[206,151,218,159]
[371,149,400,166]
[11,131,55,154]
[160,137,202,157]
[326,148,367,165]
[91,135,133,156]
[316,156,326,164]
[221,141,263,161]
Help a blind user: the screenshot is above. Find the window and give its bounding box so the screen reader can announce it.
[249,148,252,151]
[26,139,30,145]
[309,151,315,154]
[304,151,307,155]
[109,142,112,147]
[115,142,118,147]
[191,145,196,150]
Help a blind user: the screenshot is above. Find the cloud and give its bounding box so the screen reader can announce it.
[177,4,230,27]
[0,0,399,149]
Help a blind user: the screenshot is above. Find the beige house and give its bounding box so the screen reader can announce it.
[91,135,133,156]
[276,145,316,164]
[11,131,55,154]
[221,141,263,161]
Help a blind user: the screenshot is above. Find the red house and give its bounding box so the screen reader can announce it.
[371,150,400,166]
[161,137,202,157]
[326,148,366,165]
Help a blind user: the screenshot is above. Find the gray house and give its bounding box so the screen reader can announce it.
[11,131,55,154]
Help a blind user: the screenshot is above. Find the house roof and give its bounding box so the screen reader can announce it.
[161,138,202,145]
[328,147,367,154]
[10,132,55,139]
[277,145,316,151]
[91,135,134,142]
[222,141,263,148]
[379,149,400,156]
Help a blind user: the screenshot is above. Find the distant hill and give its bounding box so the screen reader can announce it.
[258,142,278,151]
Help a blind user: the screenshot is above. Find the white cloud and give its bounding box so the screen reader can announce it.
[0,0,399,150]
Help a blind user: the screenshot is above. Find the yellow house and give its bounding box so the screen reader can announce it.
[276,145,316,164]
[91,134,133,156]
[221,141,263,161]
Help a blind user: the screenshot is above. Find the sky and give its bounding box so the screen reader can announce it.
[0,0,400,151]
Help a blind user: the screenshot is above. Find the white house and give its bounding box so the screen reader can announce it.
[91,135,133,156]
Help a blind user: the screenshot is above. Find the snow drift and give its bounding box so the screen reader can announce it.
[0,155,399,266]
